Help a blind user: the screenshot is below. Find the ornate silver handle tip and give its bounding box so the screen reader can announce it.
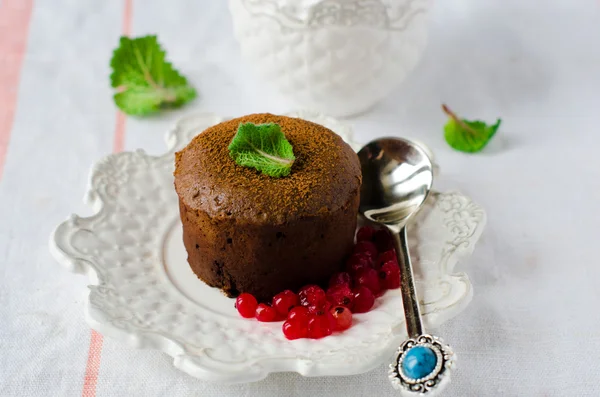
[388,334,455,396]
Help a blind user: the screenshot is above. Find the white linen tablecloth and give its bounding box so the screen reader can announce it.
[1,0,600,396]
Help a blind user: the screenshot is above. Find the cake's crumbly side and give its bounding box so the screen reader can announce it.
[179,194,359,302]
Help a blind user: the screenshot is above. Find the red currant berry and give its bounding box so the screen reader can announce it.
[326,284,354,308]
[272,290,299,316]
[354,267,381,295]
[307,314,333,339]
[380,261,401,289]
[376,249,397,269]
[345,253,372,275]
[235,293,258,318]
[353,240,378,259]
[328,271,351,288]
[255,303,278,322]
[330,306,353,331]
[353,286,375,313]
[298,285,327,308]
[282,319,308,340]
[287,306,310,323]
[372,229,394,252]
[356,226,376,242]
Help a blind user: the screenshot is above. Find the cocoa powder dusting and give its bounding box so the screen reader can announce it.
[174,113,361,224]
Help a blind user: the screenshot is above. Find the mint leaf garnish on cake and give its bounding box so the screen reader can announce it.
[442,104,501,153]
[110,35,197,116]
[228,122,296,177]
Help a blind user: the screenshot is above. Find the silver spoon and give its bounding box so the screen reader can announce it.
[358,138,455,396]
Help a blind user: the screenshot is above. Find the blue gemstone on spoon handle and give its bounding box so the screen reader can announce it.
[401,346,438,380]
[357,138,455,396]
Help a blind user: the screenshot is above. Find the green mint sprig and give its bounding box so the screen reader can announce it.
[442,104,501,153]
[228,123,295,178]
[110,35,196,116]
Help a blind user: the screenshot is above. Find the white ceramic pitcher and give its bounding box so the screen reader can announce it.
[229,0,432,117]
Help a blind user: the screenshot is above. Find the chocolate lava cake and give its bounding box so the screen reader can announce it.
[174,113,361,302]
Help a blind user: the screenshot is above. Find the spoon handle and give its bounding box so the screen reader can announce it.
[388,226,456,396]
[391,226,423,338]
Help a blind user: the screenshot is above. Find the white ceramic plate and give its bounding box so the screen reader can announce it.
[50,111,486,383]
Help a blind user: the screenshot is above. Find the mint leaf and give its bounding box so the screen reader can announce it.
[110,35,197,116]
[228,123,295,177]
[442,104,501,153]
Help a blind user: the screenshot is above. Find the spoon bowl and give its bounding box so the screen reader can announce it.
[358,138,433,233]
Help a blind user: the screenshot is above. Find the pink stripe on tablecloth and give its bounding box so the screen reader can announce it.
[81,330,104,397]
[122,0,132,35]
[113,110,127,153]
[112,0,132,153]
[0,0,34,180]
[81,1,133,396]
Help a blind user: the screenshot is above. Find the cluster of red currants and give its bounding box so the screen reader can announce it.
[235,226,401,339]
